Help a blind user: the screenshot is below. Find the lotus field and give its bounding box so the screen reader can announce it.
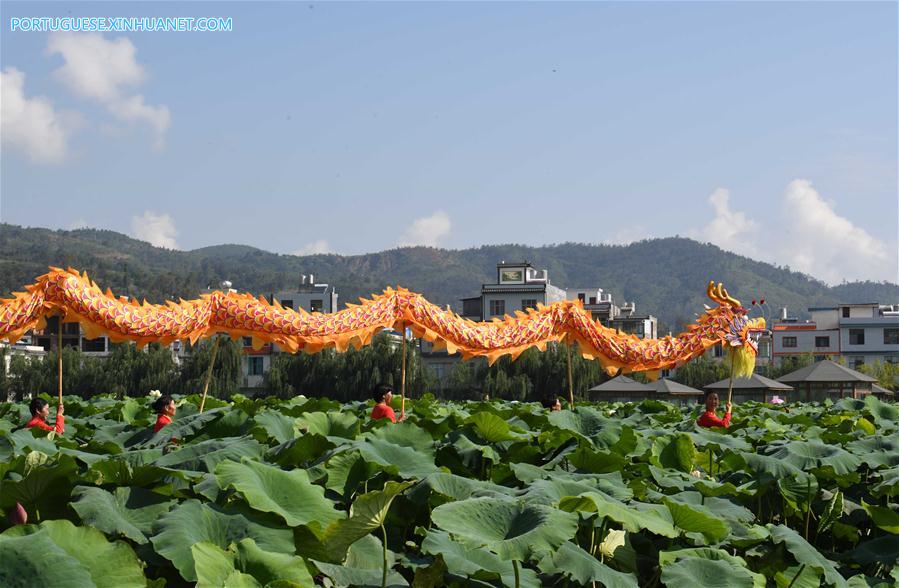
[1,394,898,587]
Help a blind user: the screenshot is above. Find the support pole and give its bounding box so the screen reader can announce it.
[57,323,63,405]
[400,323,407,417]
[566,335,575,409]
[199,336,221,413]
[726,350,736,406]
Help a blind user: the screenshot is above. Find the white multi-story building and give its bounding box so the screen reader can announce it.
[772,303,899,369]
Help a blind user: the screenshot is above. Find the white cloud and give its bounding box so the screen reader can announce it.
[691,180,896,284]
[293,240,332,256]
[48,33,170,148]
[399,211,452,247]
[0,67,78,164]
[779,179,894,284]
[131,211,178,249]
[691,188,758,257]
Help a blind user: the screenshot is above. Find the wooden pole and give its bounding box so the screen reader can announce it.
[400,323,407,417]
[566,335,575,409]
[199,336,221,413]
[726,350,736,406]
[57,323,63,405]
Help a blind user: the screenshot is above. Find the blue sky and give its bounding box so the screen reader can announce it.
[1,1,896,284]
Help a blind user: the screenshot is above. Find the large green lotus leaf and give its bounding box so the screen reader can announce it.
[321,449,379,499]
[767,441,861,476]
[430,496,578,560]
[234,538,315,586]
[311,560,408,587]
[150,499,294,582]
[295,481,412,564]
[0,453,77,518]
[296,411,359,440]
[861,501,899,534]
[465,412,524,443]
[71,485,176,544]
[778,473,819,512]
[659,548,765,588]
[871,467,899,497]
[662,492,755,525]
[847,436,899,469]
[559,491,677,538]
[344,534,396,570]
[266,433,334,467]
[775,564,823,588]
[740,452,802,478]
[568,444,627,474]
[154,436,265,472]
[420,529,541,588]
[651,433,696,473]
[356,437,439,479]
[251,410,297,444]
[520,478,611,507]
[366,421,436,451]
[2,520,145,588]
[537,541,638,588]
[767,524,848,588]
[687,429,752,453]
[215,457,342,529]
[192,541,238,587]
[649,465,743,498]
[137,407,229,448]
[864,396,899,426]
[510,464,633,501]
[662,499,729,543]
[0,527,96,588]
[660,557,756,588]
[843,536,899,565]
[548,406,624,448]
[447,432,502,467]
[6,427,61,455]
[414,472,515,502]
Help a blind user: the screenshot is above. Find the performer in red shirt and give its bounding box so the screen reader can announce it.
[371,384,405,423]
[153,394,177,433]
[697,392,731,428]
[26,398,64,434]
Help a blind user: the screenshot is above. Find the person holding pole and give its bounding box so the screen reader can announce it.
[371,383,406,423]
[26,398,65,434]
[153,394,177,433]
[696,392,731,428]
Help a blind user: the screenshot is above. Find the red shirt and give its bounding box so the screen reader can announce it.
[371,403,397,423]
[154,414,172,433]
[697,410,731,428]
[26,414,64,434]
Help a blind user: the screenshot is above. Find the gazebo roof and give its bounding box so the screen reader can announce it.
[872,384,894,396]
[588,375,653,393]
[705,373,793,391]
[649,378,704,396]
[777,360,877,383]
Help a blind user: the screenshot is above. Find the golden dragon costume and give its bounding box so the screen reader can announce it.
[0,268,764,378]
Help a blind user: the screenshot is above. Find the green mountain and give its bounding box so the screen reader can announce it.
[1,223,896,333]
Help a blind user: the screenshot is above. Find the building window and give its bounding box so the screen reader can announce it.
[310,299,323,312]
[490,300,505,316]
[248,356,264,376]
[852,358,865,370]
[884,328,899,345]
[577,293,586,303]
[842,307,851,318]
[82,338,105,352]
[521,299,537,311]
[243,337,253,347]
[849,329,865,345]
[500,269,523,283]
[280,299,293,310]
[589,296,597,304]
[815,336,830,348]
[782,336,798,348]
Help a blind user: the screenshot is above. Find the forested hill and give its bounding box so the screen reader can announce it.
[1,224,896,332]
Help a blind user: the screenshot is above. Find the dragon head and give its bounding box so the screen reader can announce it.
[707,281,766,378]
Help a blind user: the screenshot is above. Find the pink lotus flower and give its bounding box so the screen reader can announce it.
[9,502,27,525]
[770,395,785,405]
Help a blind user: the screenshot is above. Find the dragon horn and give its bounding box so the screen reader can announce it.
[720,285,741,308]
[707,281,718,303]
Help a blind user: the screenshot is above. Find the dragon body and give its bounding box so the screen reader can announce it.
[0,268,764,377]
